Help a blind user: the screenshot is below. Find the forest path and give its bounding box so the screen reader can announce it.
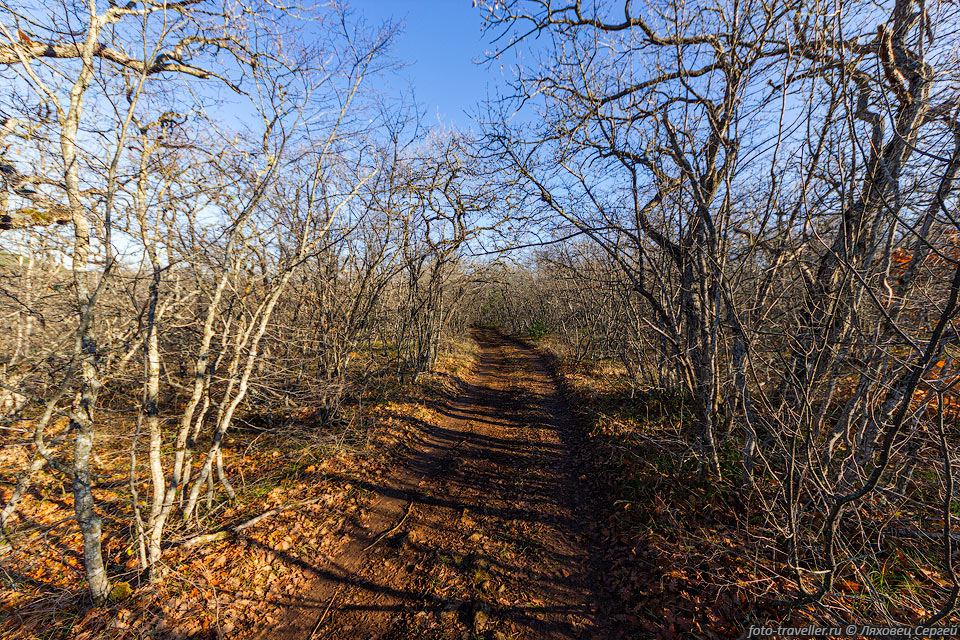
[260,328,607,639]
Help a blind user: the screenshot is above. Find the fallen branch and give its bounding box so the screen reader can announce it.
[308,584,344,640]
[177,496,323,549]
[309,498,415,639]
[361,498,413,553]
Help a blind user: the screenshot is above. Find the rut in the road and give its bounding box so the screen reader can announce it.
[259,329,608,639]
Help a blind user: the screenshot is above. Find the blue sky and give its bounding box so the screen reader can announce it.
[351,1,497,130]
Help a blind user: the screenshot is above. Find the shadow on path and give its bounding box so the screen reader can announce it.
[256,328,611,640]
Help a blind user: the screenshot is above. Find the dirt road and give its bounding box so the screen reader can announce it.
[261,329,607,639]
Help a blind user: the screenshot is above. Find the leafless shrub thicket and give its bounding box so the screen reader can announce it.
[479,0,960,623]
[0,1,494,605]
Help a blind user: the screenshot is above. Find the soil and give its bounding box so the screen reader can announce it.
[256,328,611,639]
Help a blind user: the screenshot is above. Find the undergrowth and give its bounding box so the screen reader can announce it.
[525,336,960,638]
[0,338,477,640]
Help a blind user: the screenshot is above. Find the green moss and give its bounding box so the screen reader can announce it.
[108,581,133,602]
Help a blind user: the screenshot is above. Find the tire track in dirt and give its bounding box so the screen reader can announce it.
[259,328,607,639]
